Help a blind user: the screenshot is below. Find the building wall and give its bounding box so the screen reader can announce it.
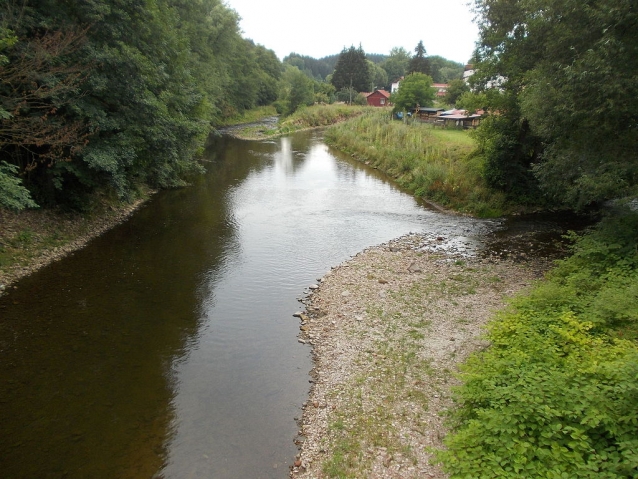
[366,92,390,107]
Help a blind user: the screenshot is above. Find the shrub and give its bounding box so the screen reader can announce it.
[438,209,638,478]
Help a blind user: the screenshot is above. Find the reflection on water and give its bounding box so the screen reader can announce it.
[1,130,497,478]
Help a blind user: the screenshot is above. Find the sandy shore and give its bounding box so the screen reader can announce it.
[290,233,550,478]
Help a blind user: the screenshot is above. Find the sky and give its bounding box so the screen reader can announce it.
[223,0,479,64]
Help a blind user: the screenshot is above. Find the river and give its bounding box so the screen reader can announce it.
[0,130,584,478]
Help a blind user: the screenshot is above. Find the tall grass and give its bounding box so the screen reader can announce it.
[324,110,506,217]
[278,104,369,131]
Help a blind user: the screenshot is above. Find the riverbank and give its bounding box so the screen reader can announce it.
[0,192,152,293]
[291,233,553,478]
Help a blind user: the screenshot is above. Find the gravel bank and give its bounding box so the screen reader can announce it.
[291,233,550,478]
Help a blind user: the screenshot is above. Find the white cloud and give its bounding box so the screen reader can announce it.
[224,0,478,64]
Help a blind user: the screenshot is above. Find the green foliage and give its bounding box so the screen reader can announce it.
[390,73,435,112]
[0,0,283,210]
[0,161,38,210]
[368,60,388,91]
[331,45,371,93]
[443,79,470,106]
[470,0,638,208]
[438,209,638,478]
[428,55,465,83]
[407,40,431,75]
[283,52,333,80]
[380,47,411,82]
[275,65,315,116]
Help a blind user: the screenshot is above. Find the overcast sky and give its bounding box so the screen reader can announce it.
[224,0,479,64]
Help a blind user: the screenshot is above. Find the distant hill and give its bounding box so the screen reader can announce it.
[283,52,464,84]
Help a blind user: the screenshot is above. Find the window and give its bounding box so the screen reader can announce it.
[380,98,385,105]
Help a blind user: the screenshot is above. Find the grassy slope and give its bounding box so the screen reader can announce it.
[324,110,507,217]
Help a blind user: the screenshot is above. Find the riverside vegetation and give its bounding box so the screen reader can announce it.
[324,110,506,217]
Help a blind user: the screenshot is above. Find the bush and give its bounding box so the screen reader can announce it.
[438,209,638,478]
[0,161,38,210]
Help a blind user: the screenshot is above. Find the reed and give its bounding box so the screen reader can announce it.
[324,110,506,217]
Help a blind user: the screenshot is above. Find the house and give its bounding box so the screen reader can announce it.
[432,83,448,97]
[436,109,483,128]
[391,77,403,94]
[409,106,445,120]
[366,89,391,107]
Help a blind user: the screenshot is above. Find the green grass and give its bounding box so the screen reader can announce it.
[324,110,507,217]
[216,105,278,127]
[229,104,370,140]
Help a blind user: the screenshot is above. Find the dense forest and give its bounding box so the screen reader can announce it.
[0,0,282,210]
[284,51,464,84]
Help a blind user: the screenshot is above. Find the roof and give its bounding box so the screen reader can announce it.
[440,109,467,116]
[367,89,391,98]
[439,114,483,120]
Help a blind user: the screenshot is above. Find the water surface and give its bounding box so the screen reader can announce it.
[1,131,498,478]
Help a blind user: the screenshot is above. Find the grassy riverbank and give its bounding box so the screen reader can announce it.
[324,110,507,217]
[437,208,638,478]
[225,104,370,140]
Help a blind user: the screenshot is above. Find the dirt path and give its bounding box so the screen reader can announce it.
[290,233,550,478]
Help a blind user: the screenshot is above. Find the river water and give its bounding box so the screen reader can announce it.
[0,131,582,478]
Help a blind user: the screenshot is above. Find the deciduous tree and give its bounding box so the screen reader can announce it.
[470,0,638,207]
[390,73,435,112]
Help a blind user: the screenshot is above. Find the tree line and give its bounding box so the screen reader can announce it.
[459,0,638,209]
[0,0,282,210]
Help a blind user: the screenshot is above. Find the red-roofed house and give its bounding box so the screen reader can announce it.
[433,83,448,97]
[366,89,391,107]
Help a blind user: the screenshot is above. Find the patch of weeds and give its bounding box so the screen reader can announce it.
[408,329,425,340]
[409,318,432,329]
[9,229,34,247]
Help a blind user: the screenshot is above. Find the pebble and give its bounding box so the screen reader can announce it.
[309,284,319,290]
[298,339,306,344]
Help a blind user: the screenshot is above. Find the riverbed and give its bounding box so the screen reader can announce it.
[0,130,589,478]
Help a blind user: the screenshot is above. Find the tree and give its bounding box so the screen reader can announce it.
[407,40,430,75]
[0,27,91,190]
[443,79,470,106]
[0,0,286,210]
[275,65,314,115]
[390,73,435,112]
[470,0,638,207]
[428,55,464,83]
[330,45,370,93]
[368,61,388,91]
[381,47,411,82]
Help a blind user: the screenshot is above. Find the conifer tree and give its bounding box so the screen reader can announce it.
[330,45,371,93]
[407,40,431,76]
